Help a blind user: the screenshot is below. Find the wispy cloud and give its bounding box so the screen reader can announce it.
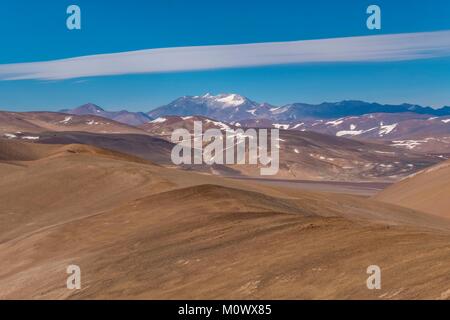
[1,30,450,81]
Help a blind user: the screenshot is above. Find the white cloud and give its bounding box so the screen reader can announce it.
[1,30,450,81]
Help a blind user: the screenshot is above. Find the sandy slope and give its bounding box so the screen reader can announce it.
[376,160,450,219]
[0,140,449,299]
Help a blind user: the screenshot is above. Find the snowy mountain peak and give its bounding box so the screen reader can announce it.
[179,93,251,109]
[213,93,247,107]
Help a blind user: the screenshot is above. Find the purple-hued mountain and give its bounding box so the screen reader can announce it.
[148,93,278,122]
[148,93,450,123]
[61,103,153,126]
[56,95,450,154]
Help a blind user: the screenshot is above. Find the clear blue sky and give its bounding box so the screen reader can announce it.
[0,0,450,111]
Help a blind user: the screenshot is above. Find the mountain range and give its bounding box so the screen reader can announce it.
[148,93,450,121]
[238,113,450,153]
[61,103,153,126]
[56,94,450,154]
[61,93,450,126]
[1,111,443,181]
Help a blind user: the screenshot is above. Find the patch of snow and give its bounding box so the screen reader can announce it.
[205,119,231,131]
[215,94,246,107]
[379,123,398,136]
[151,117,167,123]
[3,133,17,139]
[336,127,377,137]
[273,123,290,130]
[22,136,40,140]
[60,116,73,124]
[292,123,304,129]
[442,119,450,123]
[336,130,364,137]
[350,124,356,130]
[326,119,344,126]
[270,106,289,114]
[181,116,192,120]
[294,149,300,154]
[391,140,424,149]
[378,164,394,168]
[246,109,257,115]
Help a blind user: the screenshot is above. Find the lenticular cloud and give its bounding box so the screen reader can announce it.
[1,30,450,81]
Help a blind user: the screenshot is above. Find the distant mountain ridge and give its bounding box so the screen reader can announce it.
[61,103,153,126]
[148,94,450,122]
[60,95,450,126]
[148,93,277,122]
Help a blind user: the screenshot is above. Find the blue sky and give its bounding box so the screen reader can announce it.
[0,0,450,111]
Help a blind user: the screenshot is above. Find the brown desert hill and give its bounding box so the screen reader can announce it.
[375,160,450,218]
[0,139,171,243]
[33,131,175,166]
[265,130,441,181]
[0,111,148,136]
[0,138,57,161]
[238,112,450,154]
[1,141,450,299]
[142,116,443,182]
[31,131,240,175]
[37,128,443,181]
[139,115,236,138]
[0,138,151,164]
[2,109,443,182]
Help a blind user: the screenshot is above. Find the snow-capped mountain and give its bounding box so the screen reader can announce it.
[148,93,277,121]
[148,94,450,123]
[61,103,153,126]
[55,95,450,154]
[238,113,450,153]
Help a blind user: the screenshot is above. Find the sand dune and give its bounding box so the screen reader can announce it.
[0,141,449,299]
[376,160,450,219]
